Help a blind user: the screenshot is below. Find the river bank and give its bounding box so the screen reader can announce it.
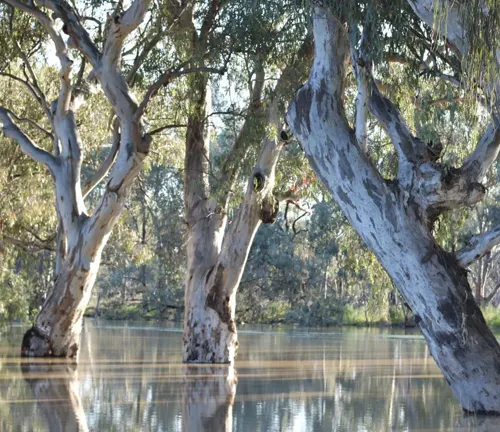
[84,300,500,330]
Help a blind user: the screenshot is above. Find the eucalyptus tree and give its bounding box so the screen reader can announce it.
[287,0,500,413]
[158,0,314,363]
[0,0,314,360]
[466,202,500,305]
[0,0,205,358]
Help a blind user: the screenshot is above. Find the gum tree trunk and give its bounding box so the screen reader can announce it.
[287,6,500,413]
[20,119,147,358]
[1,0,153,358]
[22,256,99,357]
[182,93,285,363]
[182,79,312,363]
[173,4,314,363]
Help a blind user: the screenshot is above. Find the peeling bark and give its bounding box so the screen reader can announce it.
[182,100,285,363]
[457,225,500,268]
[181,19,313,362]
[2,0,151,358]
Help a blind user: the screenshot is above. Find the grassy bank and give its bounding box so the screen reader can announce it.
[84,300,411,327]
[84,300,500,330]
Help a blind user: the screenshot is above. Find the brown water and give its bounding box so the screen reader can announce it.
[0,320,497,431]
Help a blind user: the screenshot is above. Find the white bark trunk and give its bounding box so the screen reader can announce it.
[2,0,152,358]
[183,211,231,363]
[287,6,500,413]
[183,92,289,363]
[22,232,102,357]
[22,122,146,358]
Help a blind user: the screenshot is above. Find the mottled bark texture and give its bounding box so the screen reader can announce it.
[287,6,500,413]
[182,89,288,363]
[1,0,152,358]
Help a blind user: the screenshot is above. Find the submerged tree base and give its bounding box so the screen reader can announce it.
[183,304,238,364]
[21,326,53,357]
[21,325,79,359]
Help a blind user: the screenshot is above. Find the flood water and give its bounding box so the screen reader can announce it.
[0,320,497,431]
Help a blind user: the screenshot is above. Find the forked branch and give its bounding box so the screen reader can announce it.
[102,0,152,68]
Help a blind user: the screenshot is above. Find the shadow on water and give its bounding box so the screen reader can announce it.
[454,416,500,432]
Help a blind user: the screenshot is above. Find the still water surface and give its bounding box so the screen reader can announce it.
[0,320,498,431]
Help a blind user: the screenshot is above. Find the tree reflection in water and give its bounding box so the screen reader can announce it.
[21,361,89,432]
[2,322,499,431]
[455,415,500,432]
[182,365,237,432]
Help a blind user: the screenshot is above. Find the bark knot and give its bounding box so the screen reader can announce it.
[253,172,265,192]
[260,195,279,224]
[206,264,234,331]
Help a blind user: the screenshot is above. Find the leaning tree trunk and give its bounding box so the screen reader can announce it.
[22,256,99,357]
[21,122,146,358]
[287,6,500,413]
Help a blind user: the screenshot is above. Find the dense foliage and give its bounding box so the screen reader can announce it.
[0,0,499,329]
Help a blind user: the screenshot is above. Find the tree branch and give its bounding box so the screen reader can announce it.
[0,107,57,173]
[135,62,226,121]
[408,0,500,183]
[126,22,167,85]
[2,234,56,253]
[3,0,75,119]
[457,225,500,267]
[0,108,53,140]
[102,0,152,68]
[461,125,500,182]
[198,0,222,49]
[349,25,373,152]
[82,125,120,200]
[217,36,313,210]
[485,281,500,303]
[292,211,309,238]
[407,0,467,57]
[148,123,188,135]
[215,66,266,209]
[14,41,53,119]
[367,75,429,175]
[352,59,369,151]
[0,71,47,114]
[36,0,102,67]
